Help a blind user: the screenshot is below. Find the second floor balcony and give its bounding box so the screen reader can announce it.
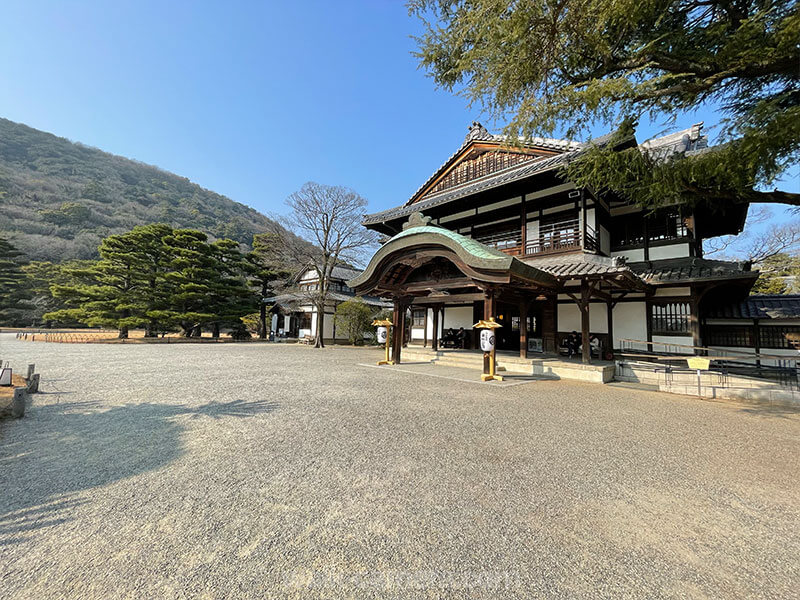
[475,218,597,257]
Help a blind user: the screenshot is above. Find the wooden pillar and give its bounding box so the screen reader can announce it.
[520,196,527,255]
[541,295,557,353]
[519,298,529,359]
[689,290,701,354]
[392,299,409,364]
[580,282,591,364]
[423,308,428,348]
[606,300,614,356]
[483,289,496,374]
[432,306,440,351]
[753,318,761,367]
[580,189,587,249]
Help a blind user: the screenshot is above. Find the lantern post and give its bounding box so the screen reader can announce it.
[372,318,394,365]
[473,317,503,382]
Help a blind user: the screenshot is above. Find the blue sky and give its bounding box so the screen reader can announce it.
[1,0,796,254]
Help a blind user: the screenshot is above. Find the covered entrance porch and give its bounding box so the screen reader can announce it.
[349,213,651,370]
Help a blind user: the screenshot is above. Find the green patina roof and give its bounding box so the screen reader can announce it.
[348,222,559,290]
[388,225,513,262]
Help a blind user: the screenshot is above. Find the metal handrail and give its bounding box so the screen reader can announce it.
[617,338,799,363]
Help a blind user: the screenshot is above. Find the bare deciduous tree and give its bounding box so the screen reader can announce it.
[704,206,800,264]
[280,182,378,348]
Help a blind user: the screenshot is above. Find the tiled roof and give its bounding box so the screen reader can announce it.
[522,253,632,278]
[364,151,575,226]
[640,123,708,160]
[298,265,362,283]
[364,125,625,227]
[268,291,391,308]
[706,295,800,320]
[331,266,361,280]
[629,258,757,284]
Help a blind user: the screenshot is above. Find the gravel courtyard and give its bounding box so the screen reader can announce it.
[1,333,798,599]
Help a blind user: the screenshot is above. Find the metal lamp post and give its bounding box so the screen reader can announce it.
[473,317,503,382]
[372,318,394,365]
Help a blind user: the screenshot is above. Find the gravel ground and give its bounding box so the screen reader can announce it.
[1,332,798,599]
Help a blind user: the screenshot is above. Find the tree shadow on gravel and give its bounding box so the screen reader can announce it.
[0,398,278,545]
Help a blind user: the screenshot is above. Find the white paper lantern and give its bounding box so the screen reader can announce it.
[480,329,495,352]
[376,326,388,344]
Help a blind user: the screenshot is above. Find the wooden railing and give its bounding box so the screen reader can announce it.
[475,218,597,257]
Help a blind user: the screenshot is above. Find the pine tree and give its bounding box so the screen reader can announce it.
[46,232,153,337]
[412,0,799,209]
[0,237,30,324]
[205,238,259,338]
[246,233,291,339]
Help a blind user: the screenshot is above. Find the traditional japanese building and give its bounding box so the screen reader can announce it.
[269,265,390,341]
[349,122,759,363]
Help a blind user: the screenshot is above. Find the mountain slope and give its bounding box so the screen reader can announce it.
[0,118,285,261]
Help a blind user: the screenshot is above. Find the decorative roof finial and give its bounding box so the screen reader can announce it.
[403,212,432,230]
[465,121,491,143]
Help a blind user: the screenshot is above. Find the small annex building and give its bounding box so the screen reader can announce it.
[349,122,770,364]
[269,265,390,341]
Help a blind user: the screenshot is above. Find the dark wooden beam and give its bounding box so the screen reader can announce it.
[432,305,440,351]
[519,298,529,359]
[411,293,486,305]
[580,281,592,364]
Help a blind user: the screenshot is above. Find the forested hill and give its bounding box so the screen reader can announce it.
[0,117,285,261]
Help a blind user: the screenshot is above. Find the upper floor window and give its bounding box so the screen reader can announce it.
[411,309,426,327]
[647,210,688,243]
[612,209,688,248]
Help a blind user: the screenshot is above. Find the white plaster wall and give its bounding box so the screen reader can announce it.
[591,304,608,333]
[649,243,691,260]
[542,203,574,216]
[612,302,647,349]
[525,183,574,202]
[299,268,318,282]
[599,224,611,256]
[557,303,608,333]
[612,248,645,262]
[651,334,693,353]
[586,207,596,232]
[271,314,278,332]
[443,306,474,330]
[654,286,691,297]
[410,327,425,340]
[558,303,581,332]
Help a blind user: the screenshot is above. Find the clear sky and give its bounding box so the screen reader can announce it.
[1,0,796,252]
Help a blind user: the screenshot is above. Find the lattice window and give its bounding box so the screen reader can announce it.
[704,325,754,347]
[651,302,691,335]
[760,326,800,349]
[412,309,426,327]
[425,152,535,197]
